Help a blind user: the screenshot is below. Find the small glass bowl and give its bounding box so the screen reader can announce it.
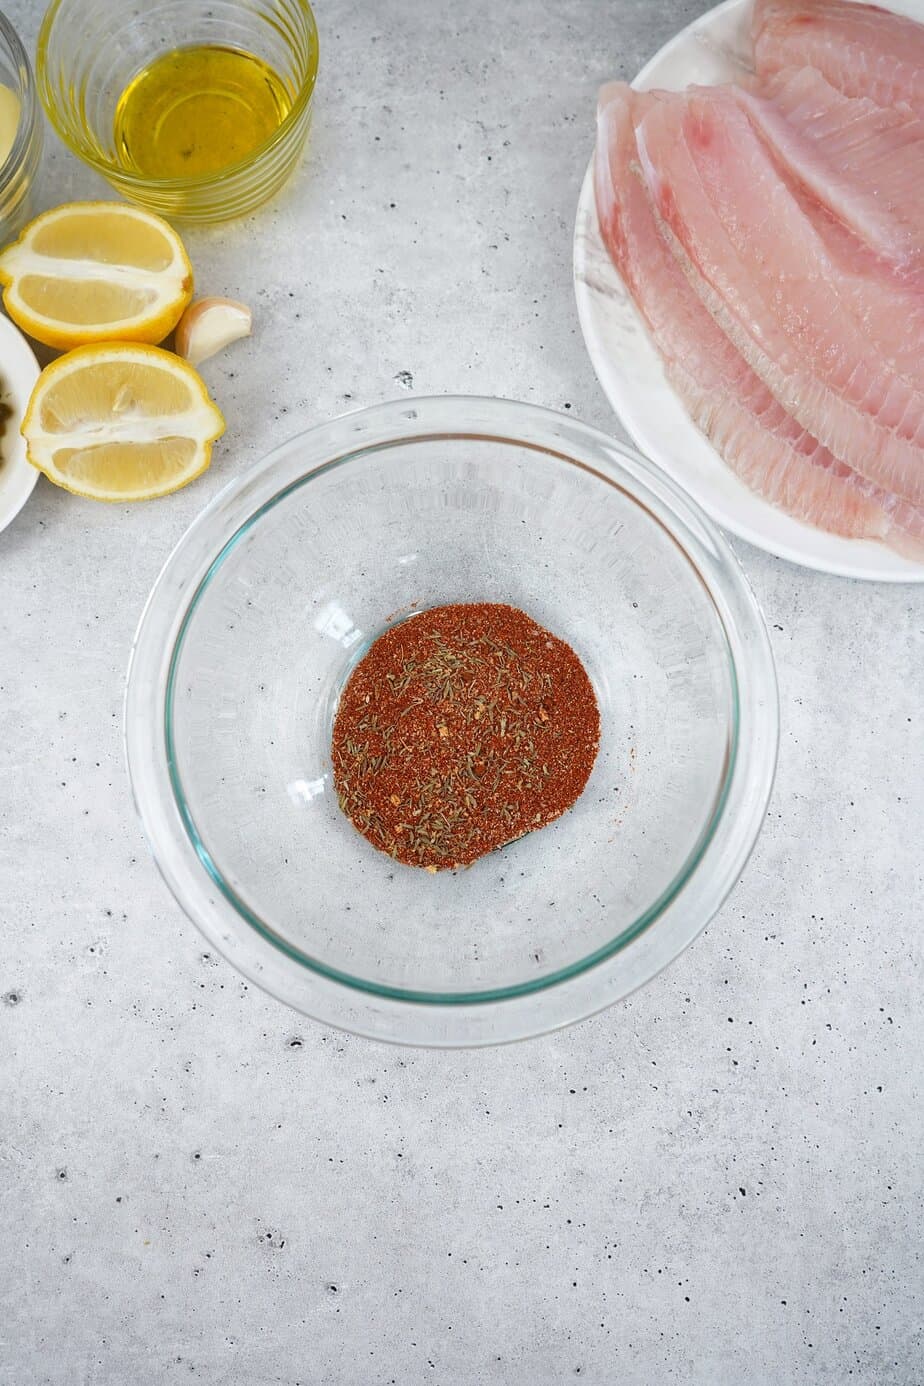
[0,10,43,245]
[126,398,778,1046]
[37,0,318,223]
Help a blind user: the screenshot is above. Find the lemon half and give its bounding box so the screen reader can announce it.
[0,202,193,350]
[23,343,225,502]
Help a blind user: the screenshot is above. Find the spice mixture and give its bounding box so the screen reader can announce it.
[331,602,600,870]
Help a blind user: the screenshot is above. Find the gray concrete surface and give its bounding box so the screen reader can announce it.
[2,0,922,1381]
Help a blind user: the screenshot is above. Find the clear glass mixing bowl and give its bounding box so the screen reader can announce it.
[125,397,778,1046]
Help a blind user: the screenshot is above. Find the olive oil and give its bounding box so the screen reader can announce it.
[114,46,292,179]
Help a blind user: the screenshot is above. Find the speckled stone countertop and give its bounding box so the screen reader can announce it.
[2,1,921,1382]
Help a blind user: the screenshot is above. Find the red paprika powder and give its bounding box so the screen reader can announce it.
[331,602,600,870]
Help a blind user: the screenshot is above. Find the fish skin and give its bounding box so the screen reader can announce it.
[753,0,924,117]
[593,83,924,556]
[634,87,924,506]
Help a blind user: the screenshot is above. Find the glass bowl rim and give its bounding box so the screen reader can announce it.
[0,10,39,189]
[36,0,319,193]
[125,395,779,1045]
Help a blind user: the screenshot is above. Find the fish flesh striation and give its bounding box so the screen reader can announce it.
[736,67,924,270]
[754,0,924,117]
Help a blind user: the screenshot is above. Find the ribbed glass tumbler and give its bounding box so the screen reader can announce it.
[37,0,318,223]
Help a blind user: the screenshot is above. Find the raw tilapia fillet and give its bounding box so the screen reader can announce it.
[593,83,924,555]
[713,84,924,378]
[739,66,924,269]
[753,0,924,116]
[634,87,924,507]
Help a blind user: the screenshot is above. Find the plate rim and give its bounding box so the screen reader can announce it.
[573,0,924,583]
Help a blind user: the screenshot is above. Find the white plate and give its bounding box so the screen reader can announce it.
[573,0,924,582]
[0,314,39,532]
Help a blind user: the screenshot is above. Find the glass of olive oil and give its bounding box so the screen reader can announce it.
[36,0,318,223]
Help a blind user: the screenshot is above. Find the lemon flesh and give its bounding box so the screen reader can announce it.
[0,202,193,350]
[23,343,224,502]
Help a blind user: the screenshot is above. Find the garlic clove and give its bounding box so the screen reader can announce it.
[175,297,252,367]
